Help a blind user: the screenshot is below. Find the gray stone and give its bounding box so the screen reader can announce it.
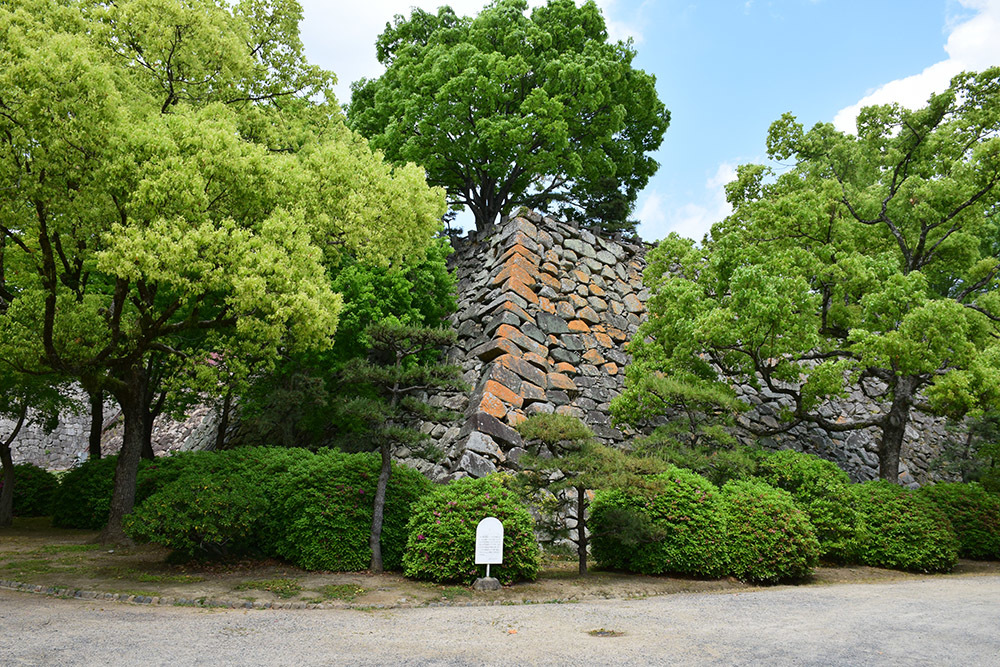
[458,451,497,478]
[460,412,523,449]
[536,311,570,334]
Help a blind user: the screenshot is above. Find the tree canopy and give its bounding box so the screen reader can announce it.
[347,0,669,235]
[0,0,445,541]
[627,68,1000,483]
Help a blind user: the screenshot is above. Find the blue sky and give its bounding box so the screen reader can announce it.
[297,0,1000,242]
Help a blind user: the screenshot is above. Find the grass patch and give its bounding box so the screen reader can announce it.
[33,544,104,555]
[2,559,58,574]
[233,578,302,599]
[316,584,367,602]
[439,585,473,600]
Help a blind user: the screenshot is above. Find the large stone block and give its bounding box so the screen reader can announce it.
[536,311,571,335]
[458,451,497,478]
[460,412,523,449]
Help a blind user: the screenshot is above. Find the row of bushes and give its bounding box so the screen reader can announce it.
[7,446,1000,585]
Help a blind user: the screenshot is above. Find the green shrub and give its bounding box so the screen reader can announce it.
[516,413,593,447]
[719,479,820,583]
[52,456,120,529]
[1,463,60,517]
[403,474,540,585]
[589,466,728,577]
[754,449,851,502]
[919,482,1000,560]
[632,427,762,486]
[846,481,959,573]
[274,450,431,571]
[124,466,269,559]
[754,449,858,562]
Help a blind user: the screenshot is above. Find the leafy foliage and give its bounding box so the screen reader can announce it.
[515,414,664,574]
[845,481,959,573]
[272,451,431,572]
[348,0,669,234]
[403,475,540,585]
[0,0,445,541]
[630,69,1000,482]
[0,463,59,517]
[52,456,121,530]
[589,466,728,577]
[919,482,1000,560]
[718,479,820,583]
[630,427,762,487]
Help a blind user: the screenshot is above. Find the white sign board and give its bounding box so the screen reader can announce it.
[475,517,504,565]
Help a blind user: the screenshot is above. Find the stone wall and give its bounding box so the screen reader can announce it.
[4,212,963,486]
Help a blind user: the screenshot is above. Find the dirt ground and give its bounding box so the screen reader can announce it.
[2,517,998,609]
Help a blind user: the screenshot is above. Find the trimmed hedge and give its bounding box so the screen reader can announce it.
[274,450,431,571]
[589,466,728,577]
[403,475,540,585]
[754,449,859,562]
[51,456,120,529]
[845,481,959,573]
[719,479,820,583]
[919,482,1000,560]
[124,447,429,570]
[1,463,60,517]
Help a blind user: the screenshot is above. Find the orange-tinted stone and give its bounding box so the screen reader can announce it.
[554,361,576,374]
[483,379,524,409]
[539,272,562,291]
[522,351,549,371]
[569,294,588,309]
[503,278,539,305]
[541,262,560,276]
[537,296,556,314]
[603,362,619,376]
[556,301,575,319]
[624,293,644,314]
[608,327,628,342]
[499,243,540,266]
[577,306,600,324]
[506,411,528,427]
[496,323,547,358]
[478,393,507,420]
[579,333,598,349]
[583,349,606,366]
[610,300,625,316]
[496,354,547,387]
[593,331,614,348]
[544,249,560,265]
[547,372,578,392]
[567,319,591,333]
[571,269,591,284]
[493,264,536,287]
[589,284,606,297]
[494,300,536,324]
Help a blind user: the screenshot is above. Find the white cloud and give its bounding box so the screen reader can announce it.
[297,1,642,104]
[637,163,737,243]
[833,0,1000,132]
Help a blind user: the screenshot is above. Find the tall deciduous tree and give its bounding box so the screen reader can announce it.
[348,0,669,235]
[0,0,445,542]
[630,69,1000,483]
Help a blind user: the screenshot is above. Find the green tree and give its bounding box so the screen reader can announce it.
[631,68,1000,484]
[348,0,669,235]
[0,0,445,542]
[0,368,71,526]
[515,413,664,575]
[337,322,464,572]
[236,237,458,448]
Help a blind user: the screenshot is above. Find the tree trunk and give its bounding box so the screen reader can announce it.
[1,404,29,527]
[213,390,232,451]
[878,376,918,483]
[100,370,148,544]
[368,440,393,573]
[140,406,155,461]
[88,389,103,461]
[576,485,588,576]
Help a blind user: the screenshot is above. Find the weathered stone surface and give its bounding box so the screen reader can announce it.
[623,293,644,314]
[471,338,519,363]
[459,451,497,478]
[547,373,578,393]
[456,432,503,459]
[536,311,571,335]
[495,354,547,387]
[577,306,600,324]
[460,412,523,449]
[495,323,547,358]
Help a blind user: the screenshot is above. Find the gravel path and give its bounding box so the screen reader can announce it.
[3,576,999,666]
